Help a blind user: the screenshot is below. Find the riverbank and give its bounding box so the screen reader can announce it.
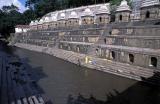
[15,43,157,81]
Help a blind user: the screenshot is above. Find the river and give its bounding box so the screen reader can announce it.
[1,42,160,104]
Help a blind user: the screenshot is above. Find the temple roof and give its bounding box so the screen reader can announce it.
[30,21,34,26]
[44,17,50,23]
[30,20,39,26]
[51,13,57,21]
[141,0,160,7]
[81,8,94,17]
[116,0,131,12]
[38,19,44,24]
[68,11,79,19]
[30,3,110,23]
[96,5,110,14]
[58,13,66,20]
[34,20,38,25]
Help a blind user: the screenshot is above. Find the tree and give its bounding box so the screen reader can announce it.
[2,4,19,13]
[0,5,23,38]
[22,9,37,24]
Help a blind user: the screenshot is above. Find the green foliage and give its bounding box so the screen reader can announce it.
[0,5,36,38]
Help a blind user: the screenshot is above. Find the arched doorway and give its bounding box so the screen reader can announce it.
[99,17,102,22]
[129,54,134,63]
[146,11,150,18]
[150,57,157,67]
[111,51,115,59]
[119,15,122,21]
[104,38,107,44]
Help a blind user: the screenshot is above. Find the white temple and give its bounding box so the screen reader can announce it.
[28,0,160,30]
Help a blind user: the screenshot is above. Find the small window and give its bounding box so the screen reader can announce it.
[119,15,122,21]
[150,57,157,67]
[90,19,93,22]
[129,54,134,63]
[146,11,150,18]
[104,38,107,44]
[99,17,102,22]
[111,51,115,59]
[83,19,87,24]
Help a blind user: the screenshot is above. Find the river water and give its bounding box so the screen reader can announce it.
[1,43,160,104]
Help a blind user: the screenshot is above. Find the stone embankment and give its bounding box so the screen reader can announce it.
[0,51,46,104]
[15,43,158,82]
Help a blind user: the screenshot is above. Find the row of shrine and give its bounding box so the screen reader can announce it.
[29,0,160,30]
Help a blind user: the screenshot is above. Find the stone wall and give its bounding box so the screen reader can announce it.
[95,46,160,70]
[14,20,160,71]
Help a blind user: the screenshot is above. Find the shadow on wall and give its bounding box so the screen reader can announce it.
[67,72,160,104]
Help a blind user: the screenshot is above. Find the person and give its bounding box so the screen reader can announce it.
[77,58,81,66]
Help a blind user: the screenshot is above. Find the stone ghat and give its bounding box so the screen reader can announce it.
[15,43,160,84]
[0,52,46,104]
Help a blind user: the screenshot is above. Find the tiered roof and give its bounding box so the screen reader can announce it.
[68,11,79,19]
[96,5,110,14]
[116,0,131,12]
[141,0,160,7]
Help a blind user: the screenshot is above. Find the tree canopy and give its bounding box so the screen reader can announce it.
[0,5,36,38]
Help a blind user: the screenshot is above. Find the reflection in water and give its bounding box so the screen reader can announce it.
[1,42,160,104]
[67,72,160,104]
[84,69,88,77]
